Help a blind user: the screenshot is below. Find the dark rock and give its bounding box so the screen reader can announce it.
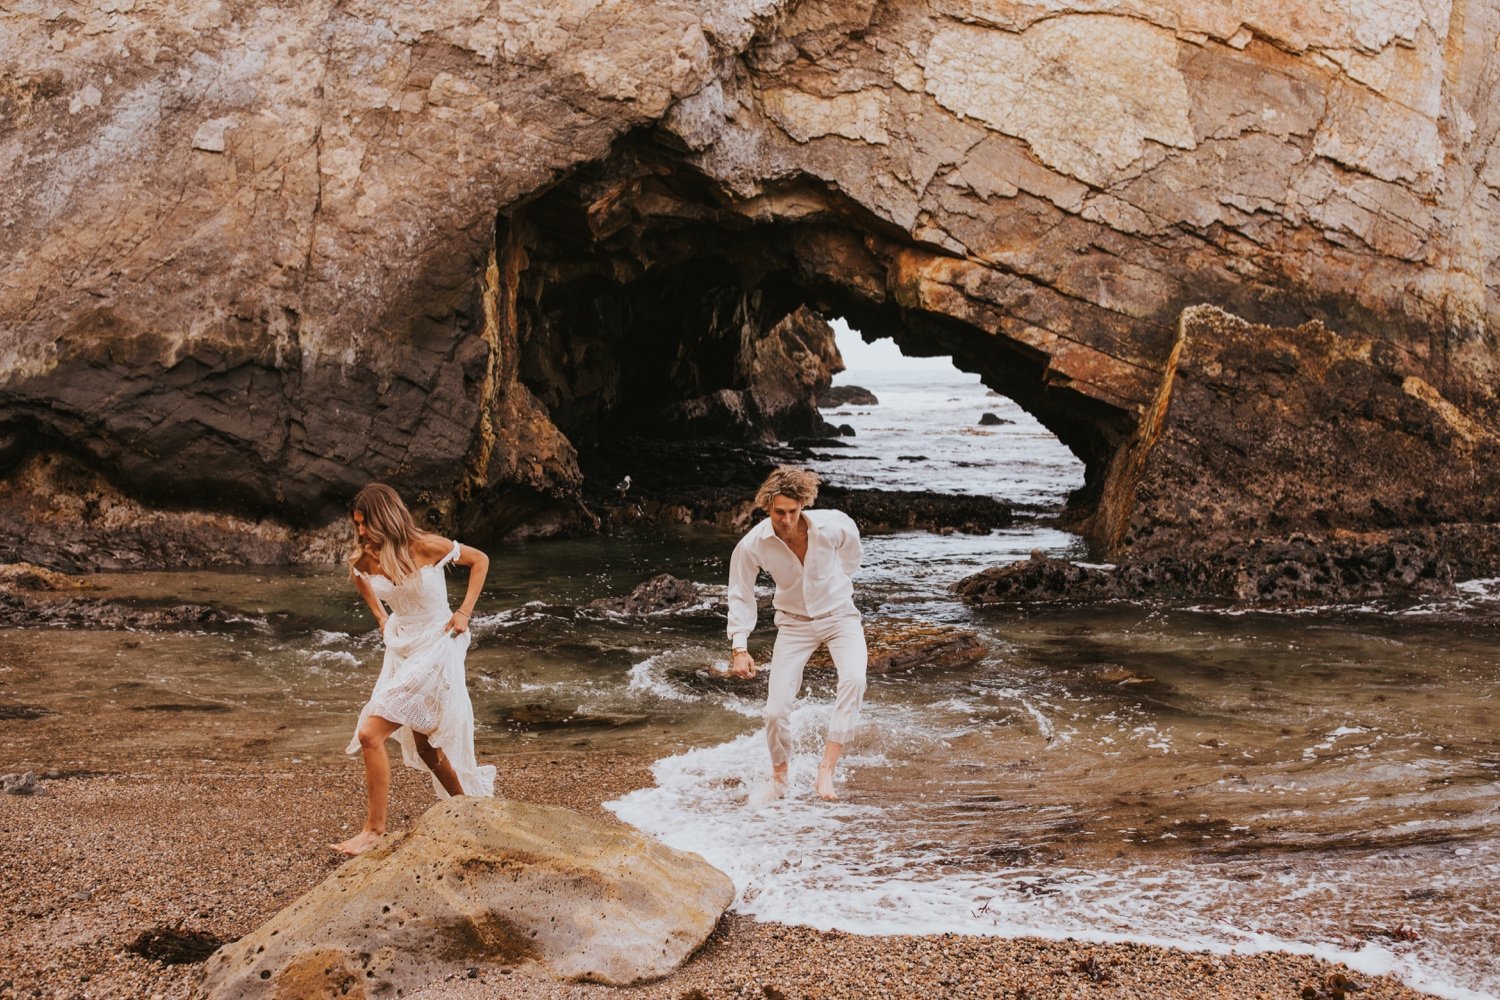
[954,558,1118,604]
[820,487,1014,535]
[0,591,252,631]
[125,927,229,965]
[499,705,650,731]
[582,441,1008,537]
[0,562,88,591]
[818,385,880,408]
[788,437,853,449]
[587,574,702,615]
[0,704,52,721]
[1080,664,1157,686]
[897,455,928,462]
[955,524,1500,605]
[978,413,1012,426]
[836,424,856,437]
[565,303,841,446]
[809,619,987,673]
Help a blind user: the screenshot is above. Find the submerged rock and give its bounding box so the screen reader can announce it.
[499,704,650,731]
[0,704,53,721]
[586,574,703,615]
[198,798,734,996]
[809,619,988,673]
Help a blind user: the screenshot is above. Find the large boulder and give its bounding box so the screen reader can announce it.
[957,306,1500,604]
[197,798,735,997]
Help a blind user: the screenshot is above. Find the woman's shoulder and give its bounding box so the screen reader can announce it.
[412,533,457,566]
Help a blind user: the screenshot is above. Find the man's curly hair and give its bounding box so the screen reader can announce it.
[754,466,820,511]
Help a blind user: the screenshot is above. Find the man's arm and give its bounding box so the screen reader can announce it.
[726,539,759,677]
[836,512,863,577]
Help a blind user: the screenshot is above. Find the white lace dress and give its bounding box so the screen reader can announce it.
[345,540,495,798]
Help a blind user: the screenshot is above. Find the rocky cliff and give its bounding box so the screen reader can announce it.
[3,0,1497,587]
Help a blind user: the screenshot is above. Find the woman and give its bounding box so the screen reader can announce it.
[333,483,496,856]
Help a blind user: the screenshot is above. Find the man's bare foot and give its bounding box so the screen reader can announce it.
[748,767,791,805]
[331,829,384,855]
[815,765,839,801]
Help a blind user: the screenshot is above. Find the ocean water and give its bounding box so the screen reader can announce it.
[3,358,1497,998]
[604,362,1500,1000]
[811,364,1085,506]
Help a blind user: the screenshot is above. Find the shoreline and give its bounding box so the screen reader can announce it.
[0,754,1443,1000]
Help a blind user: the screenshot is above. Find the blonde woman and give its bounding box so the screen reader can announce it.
[333,483,496,856]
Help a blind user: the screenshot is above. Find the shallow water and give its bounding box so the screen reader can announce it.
[2,367,1497,999]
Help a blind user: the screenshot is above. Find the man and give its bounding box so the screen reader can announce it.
[727,467,868,800]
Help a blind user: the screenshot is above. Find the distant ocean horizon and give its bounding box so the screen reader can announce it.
[820,320,1086,508]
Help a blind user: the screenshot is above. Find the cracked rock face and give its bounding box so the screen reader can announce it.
[2,0,1497,582]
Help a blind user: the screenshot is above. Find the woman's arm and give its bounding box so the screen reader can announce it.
[445,542,490,636]
[353,573,388,631]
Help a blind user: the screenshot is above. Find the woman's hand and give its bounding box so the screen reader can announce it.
[445,609,472,637]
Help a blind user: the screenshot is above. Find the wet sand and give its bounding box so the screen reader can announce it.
[0,748,1440,1000]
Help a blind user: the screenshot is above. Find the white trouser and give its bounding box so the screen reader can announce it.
[764,610,868,768]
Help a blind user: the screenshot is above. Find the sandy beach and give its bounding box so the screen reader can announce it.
[0,742,1441,1000]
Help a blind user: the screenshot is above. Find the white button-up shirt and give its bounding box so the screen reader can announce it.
[727,508,863,648]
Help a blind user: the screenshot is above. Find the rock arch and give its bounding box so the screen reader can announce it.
[481,135,1141,542]
[1,0,1497,589]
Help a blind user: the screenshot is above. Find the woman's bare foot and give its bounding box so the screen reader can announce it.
[331,829,384,855]
[815,764,839,801]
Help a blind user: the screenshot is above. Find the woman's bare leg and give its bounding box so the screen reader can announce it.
[333,716,402,855]
[413,731,465,797]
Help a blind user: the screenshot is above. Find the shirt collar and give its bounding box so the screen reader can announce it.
[754,511,817,543]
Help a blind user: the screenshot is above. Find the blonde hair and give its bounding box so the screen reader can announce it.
[754,467,820,511]
[348,483,424,583]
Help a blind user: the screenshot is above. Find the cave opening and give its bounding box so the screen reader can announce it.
[816,319,1087,515]
[486,133,1136,548]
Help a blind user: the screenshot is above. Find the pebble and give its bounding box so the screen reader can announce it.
[1,771,42,795]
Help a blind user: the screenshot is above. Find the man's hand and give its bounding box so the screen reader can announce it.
[729,649,757,678]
